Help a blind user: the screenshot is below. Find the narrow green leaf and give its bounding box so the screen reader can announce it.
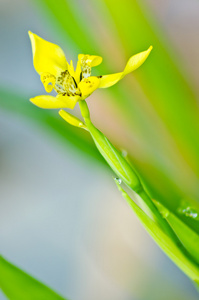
[0,256,66,300]
[115,182,199,282]
[153,200,199,265]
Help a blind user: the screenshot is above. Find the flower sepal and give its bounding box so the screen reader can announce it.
[59,109,87,130]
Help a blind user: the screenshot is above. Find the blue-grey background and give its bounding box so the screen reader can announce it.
[0,0,199,299]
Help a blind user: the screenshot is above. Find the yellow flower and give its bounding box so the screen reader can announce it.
[29,31,152,110]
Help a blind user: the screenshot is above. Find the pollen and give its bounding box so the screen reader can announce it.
[55,69,81,96]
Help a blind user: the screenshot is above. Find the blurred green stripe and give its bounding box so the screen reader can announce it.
[0,256,66,300]
[0,87,104,164]
[102,0,199,172]
[32,0,101,54]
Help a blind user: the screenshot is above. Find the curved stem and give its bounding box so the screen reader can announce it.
[78,101,199,283]
[79,100,90,121]
[79,101,182,243]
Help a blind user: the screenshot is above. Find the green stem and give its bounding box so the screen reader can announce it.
[79,100,142,192]
[79,101,199,284]
[79,101,181,242]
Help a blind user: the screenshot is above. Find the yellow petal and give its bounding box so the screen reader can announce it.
[98,46,153,88]
[30,95,67,109]
[78,54,103,67]
[98,72,123,89]
[56,94,80,109]
[59,109,87,129]
[30,94,80,109]
[68,60,75,78]
[40,73,56,93]
[28,31,68,77]
[78,76,100,99]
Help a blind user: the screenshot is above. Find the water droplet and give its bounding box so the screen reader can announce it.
[121,149,128,158]
[181,207,198,219]
[114,177,122,185]
[177,200,199,220]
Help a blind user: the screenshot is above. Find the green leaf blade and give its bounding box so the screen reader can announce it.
[115,183,199,282]
[154,201,199,265]
[0,256,66,300]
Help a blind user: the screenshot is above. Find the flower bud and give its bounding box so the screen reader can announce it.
[86,119,142,192]
[59,109,87,129]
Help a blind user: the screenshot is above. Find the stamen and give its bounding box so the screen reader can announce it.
[55,69,81,96]
[72,77,78,88]
[54,83,65,94]
[79,55,92,79]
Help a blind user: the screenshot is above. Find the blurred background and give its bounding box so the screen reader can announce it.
[1,0,199,299]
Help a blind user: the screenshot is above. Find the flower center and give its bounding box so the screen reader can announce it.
[55,70,81,97]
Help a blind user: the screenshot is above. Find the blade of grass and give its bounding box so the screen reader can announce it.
[153,200,199,263]
[115,182,199,283]
[0,256,66,300]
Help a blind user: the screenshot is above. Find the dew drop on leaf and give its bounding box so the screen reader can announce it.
[114,177,122,184]
[177,200,199,220]
[181,207,198,219]
[121,149,128,158]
